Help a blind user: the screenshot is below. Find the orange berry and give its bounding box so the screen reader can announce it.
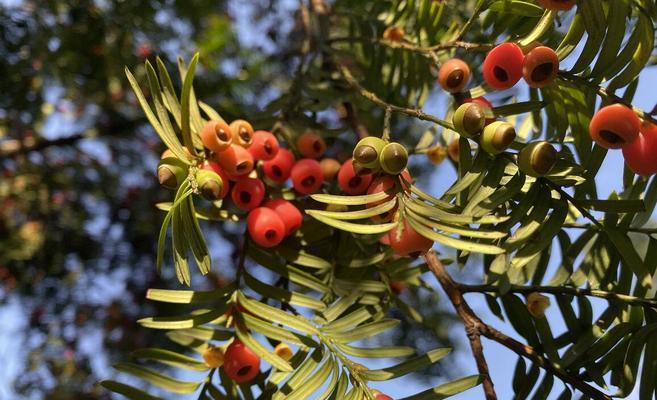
[230,119,254,148]
[382,26,405,42]
[201,120,233,152]
[438,58,471,93]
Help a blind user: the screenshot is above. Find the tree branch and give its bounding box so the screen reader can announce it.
[1,134,85,157]
[340,101,370,139]
[337,64,454,130]
[459,283,657,308]
[558,71,657,126]
[424,250,497,400]
[424,250,612,400]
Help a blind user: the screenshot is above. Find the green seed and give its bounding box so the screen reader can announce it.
[379,142,408,175]
[353,137,386,169]
[518,141,557,177]
[453,103,486,138]
[481,121,516,155]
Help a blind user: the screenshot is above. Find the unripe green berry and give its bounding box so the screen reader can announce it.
[453,103,486,138]
[379,142,408,175]
[352,160,377,176]
[518,141,557,177]
[481,121,516,155]
[196,169,225,201]
[157,157,187,189]
[353,137,386,169]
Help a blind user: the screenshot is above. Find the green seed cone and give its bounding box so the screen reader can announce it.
[157,157,188,189]
[453,103,486,138]
[481,121,516,155]
[518,141,557,177]
[195,169,224,201]
[352,160,378,176]
[353,137,386,169]
[379,142,408,175]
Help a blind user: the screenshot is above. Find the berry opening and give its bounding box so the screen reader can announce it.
[239,191,251,204]
[265,229,277,240]
[348,176,362,188]
[301,176,316,187]
[447,70,464,88]
[600,130,623,144]
[237,366,252,376]
[312,140,323,153]
[272,165,283,177]
[493,66,508,82]
[264,141,273,154]
[236,161,249,173]
[239,128,251,142]
[216,128,229,141]
[531,62,555,82]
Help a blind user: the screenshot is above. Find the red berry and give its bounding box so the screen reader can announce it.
[389,281,406,296]
[231,178,265,211]
[223,339,261,383]
[263,148,295,184]
[385,220,433,257]
[247,208,286,248]
[622,122,657,176]
[291,159,324,194]
[249,130,280,161]
[375,394,394,400]
[296,132,327,159]
[482,43,525,90]
[201,120,233,152]
[214,144,254,176]
[589,104,640,149]
[366,170,411,221]
[202,161,231,199]
[523,46,559,88]
[537,0,576,11]
[438,58,471,93]
[337,159,373,195]
[264,199,303,235]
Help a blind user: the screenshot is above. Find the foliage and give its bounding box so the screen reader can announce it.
[4,0,657,399]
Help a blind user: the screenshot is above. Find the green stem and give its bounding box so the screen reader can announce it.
[197,368,217,399]
[455,0,486,41]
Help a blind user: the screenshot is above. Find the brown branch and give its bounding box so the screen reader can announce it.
[337,64,454,130]
[424,250,612,400]
[1,134,85,157]
[340,102,370,139]
[558,71,657,126]
[424,250,497,400]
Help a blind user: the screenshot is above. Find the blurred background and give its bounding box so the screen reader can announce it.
[0,1,459,398]
[1,1,655,399]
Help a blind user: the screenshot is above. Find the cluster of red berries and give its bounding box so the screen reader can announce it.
[588,104,657,176]
[438,44,559,95]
